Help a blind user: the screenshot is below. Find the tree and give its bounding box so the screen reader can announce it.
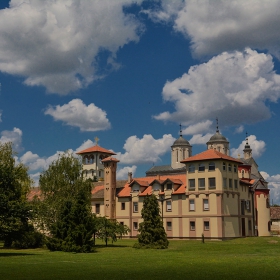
[0,142,33,247]
[96,217,130,246]
[134,194,169,249]
[36,152,95,252]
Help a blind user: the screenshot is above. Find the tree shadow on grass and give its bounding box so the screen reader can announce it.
[0,252,37,257]
[94,244,129,249]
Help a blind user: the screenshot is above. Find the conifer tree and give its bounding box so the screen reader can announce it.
[135,194,168,249]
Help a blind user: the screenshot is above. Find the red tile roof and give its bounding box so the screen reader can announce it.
[181,149,242,164]
[76,145,116,155]
[102,157,119,163]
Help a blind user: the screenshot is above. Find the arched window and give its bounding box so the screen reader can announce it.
[209,162,215,171]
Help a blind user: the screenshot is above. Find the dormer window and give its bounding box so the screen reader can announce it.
[198,163,205,172]
[167,183,172,190]
[132,184,140,192]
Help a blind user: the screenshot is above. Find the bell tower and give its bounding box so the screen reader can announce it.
[102,157,119,219]
[243,132,252,160]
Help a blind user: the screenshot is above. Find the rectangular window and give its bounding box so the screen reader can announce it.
[167,183,172,190]
[188,179,195,190]
[121,202,125,210]
[198,178,205,189]
[223,178,227,188]
[208,178,216,189]
[189,199,195,211]
[133,202,138,213]
[208,162,215,171]
[246,200,251,212]
[223,162,226,171]
[166,200,172,212]
[203,199,209,211]
[167,221,172,231]
[188,164,195,173]
[248,220,252,231]
[199,164,205,172]
[120,222,124,226]
[133,222,138,230]
[228,164,232,172]
[204,221,210,231]
[234,179,238,189]
[190,221,195,231]
[229,178,232,188]
[96,204,100,214]
[234,165,237,172]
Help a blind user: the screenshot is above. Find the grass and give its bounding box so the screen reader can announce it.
[1,237,280,280]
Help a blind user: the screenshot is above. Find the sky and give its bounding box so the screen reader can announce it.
[0,0,280,203]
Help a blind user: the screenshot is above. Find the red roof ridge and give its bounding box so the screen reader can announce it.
[76,144,116,155]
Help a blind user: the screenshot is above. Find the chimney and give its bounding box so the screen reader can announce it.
[128,172,133,183]
[157,174,160,180]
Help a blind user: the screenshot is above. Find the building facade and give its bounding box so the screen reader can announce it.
[77,129,271,239]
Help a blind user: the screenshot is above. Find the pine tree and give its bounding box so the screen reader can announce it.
[135,194,169,249]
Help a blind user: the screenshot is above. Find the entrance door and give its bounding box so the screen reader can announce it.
[241,218,246,237]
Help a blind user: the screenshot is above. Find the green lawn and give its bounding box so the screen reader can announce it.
[1,237,280,280]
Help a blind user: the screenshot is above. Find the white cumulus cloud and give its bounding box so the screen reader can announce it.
[261,171,280,205]
[182,120,213,135]
[0,0,144,94]
[0,127,23,152]
[150,0,280,58]
[116,134,175,164]
[231,135,266,158]
[45,99,111,132]
[117,165,137,180]
[154,49,280,127]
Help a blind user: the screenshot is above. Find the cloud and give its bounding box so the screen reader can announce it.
[116,134,175,164]
[0,0,144,94]
[235,125,244,134]
[45,99,111,132]
[154,49,280,127]
[0,127,23,152]
[231,135,266,158]
[117,165,137,180]
[75,139,95,153]
[182,120,213,135]
[261,171,280,205]
[150,0,280,58]
[189,133,213,145]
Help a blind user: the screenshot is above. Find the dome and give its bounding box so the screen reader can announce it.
[172,135,190,147]
[208,131,228,142]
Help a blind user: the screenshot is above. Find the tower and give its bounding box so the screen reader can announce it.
[243,132,252,160]
[171,125,192,169]
[206,118,229,155]
[102,157,119,219]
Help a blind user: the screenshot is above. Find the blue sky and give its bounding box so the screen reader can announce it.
[0,1,280,203]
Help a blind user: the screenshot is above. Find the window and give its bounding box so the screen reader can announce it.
[223,162,226,171]
[133,222,138,230]
[133,202,138,213]
[246,200,251,212]
[121,202,125,210]
[188,164,195,173]
[167,221,172,231]
[96,204,100,214]
[234,179,238,189]
[208,162,215,171]
[167,183,172,190]
[198,163,205,172]
[120,222,124,226]
[229,178,232,188]
[234,165,237,172]
[242,170,245,178]
[204,221,210,231]
[208,178,216,189]
[203,199,209,211]
[190,221,195,230]
[248,220,252,231]
[132,184,139,192]
[189,199,195,211]
[188,179,195,190]
[223,178,227,188]
[166,201,172,212]
[198,178,205,189]
[228,163,232,172]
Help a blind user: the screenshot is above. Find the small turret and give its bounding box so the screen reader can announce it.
[243,132,252,160]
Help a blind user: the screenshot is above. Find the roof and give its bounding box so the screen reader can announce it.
[102,157,119,163]
[146,165,186,176]
[172,135,190,147]
[76,145,116,155]
[118,174,186,198]
[207,131,229,143]
[181,149,242,164]
[271,207,280,220]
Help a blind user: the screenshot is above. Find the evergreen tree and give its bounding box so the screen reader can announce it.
[37,152,95,252]
[134,194,169,249]
[0,142,34,247]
